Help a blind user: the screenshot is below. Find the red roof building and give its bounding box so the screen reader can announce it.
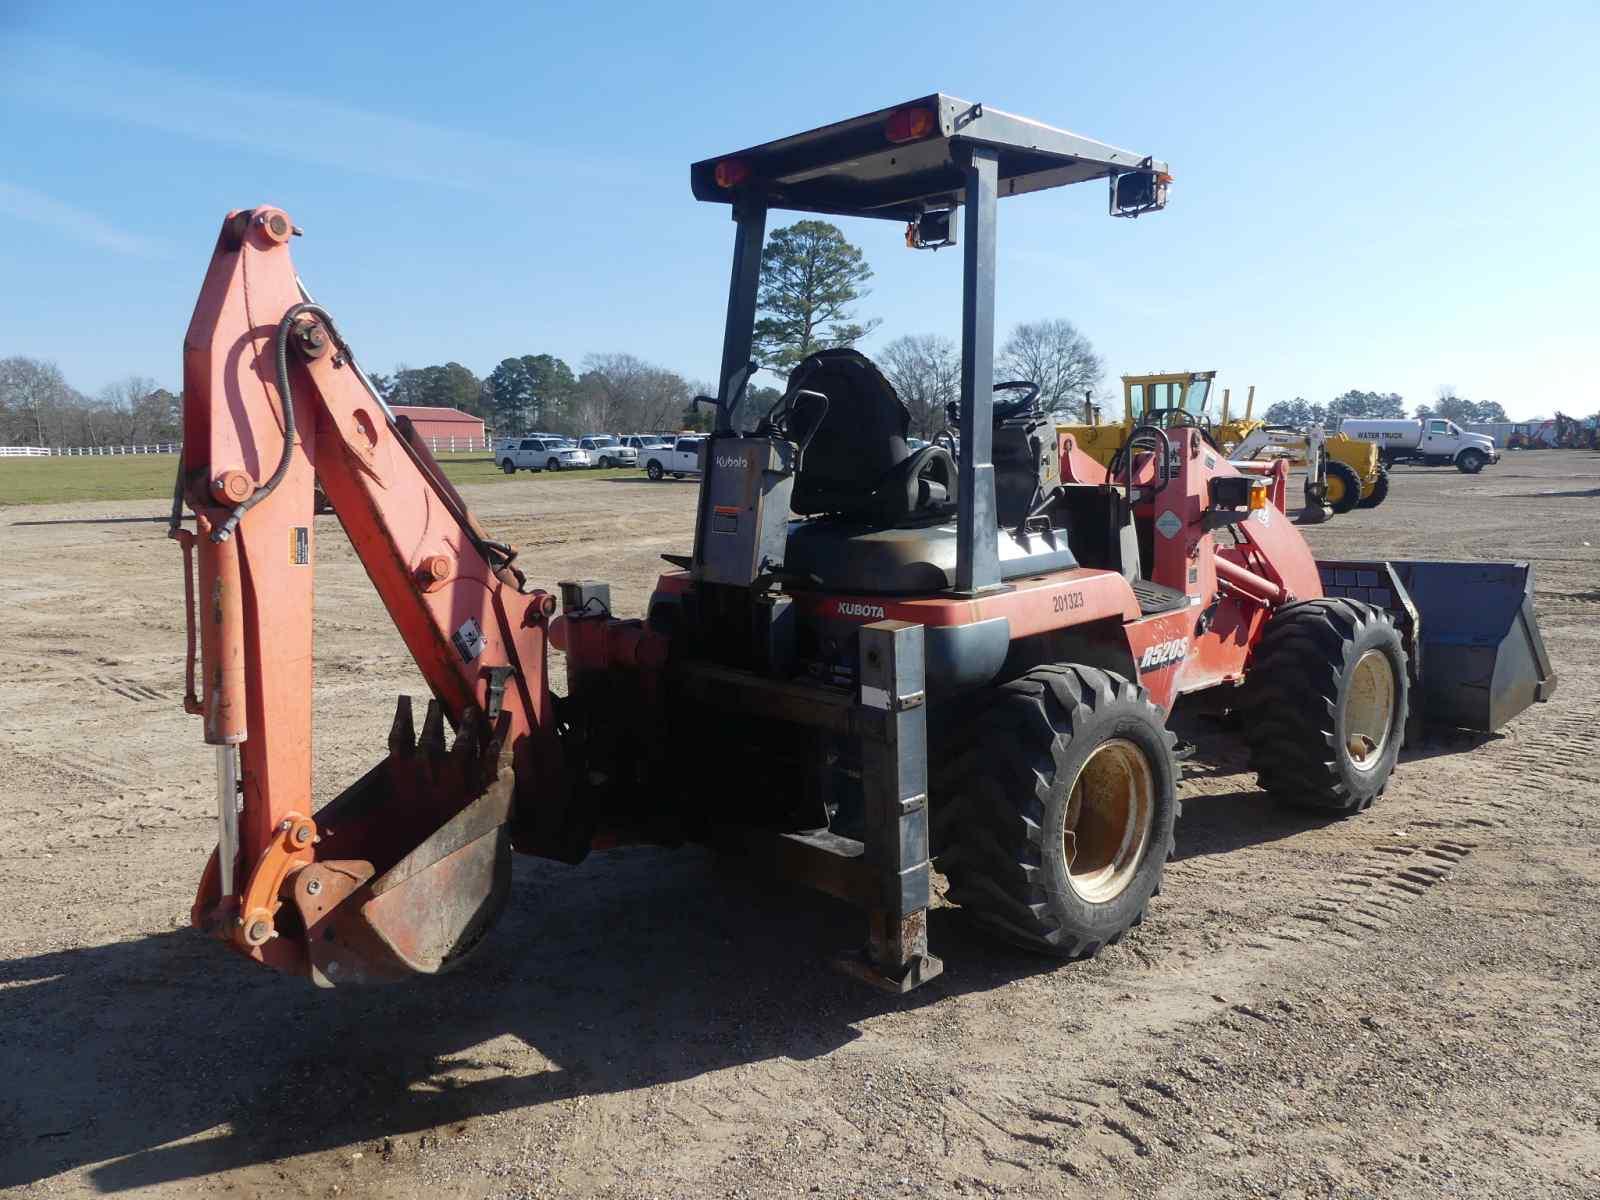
[388,406,487,445]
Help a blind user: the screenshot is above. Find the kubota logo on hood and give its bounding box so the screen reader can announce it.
[836,602,886,620]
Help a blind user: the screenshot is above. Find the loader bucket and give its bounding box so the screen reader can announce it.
[1319,559,1556,732]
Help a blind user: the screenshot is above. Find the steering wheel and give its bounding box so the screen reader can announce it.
[992,380,1042,422]
[1141,406,1211,431]
[942,380,1044,429]
[1142,405,1222,452]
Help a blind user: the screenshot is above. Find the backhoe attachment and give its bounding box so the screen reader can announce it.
[174,207,565,984]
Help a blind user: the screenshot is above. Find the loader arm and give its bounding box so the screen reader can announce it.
[176,207,565,983]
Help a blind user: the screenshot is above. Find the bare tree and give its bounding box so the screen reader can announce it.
[880,334,960,439]
[0,357,78,446]
[92,375,165,445]
[997,319,1103,411]
[575,354,694,435]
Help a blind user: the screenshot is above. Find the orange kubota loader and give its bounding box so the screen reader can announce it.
[175,98,1556,993]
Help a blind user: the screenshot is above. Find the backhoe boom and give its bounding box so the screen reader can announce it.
[176,207,563,982]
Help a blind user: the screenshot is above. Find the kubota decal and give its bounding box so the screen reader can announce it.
[837,602,886,619]
[1137,637,1188,671]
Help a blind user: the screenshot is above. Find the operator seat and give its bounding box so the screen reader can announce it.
[786,349,956,524]
[781,350,1076,594]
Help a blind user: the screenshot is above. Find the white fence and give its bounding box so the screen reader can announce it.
[1,443,180,457]
[1,436,493,458]
[418,436,493,453]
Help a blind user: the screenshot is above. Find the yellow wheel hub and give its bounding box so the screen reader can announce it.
[1062,739,1154,904]
[1344,649,1396,769]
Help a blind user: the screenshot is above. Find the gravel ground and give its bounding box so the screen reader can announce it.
[1,453,1597,1198]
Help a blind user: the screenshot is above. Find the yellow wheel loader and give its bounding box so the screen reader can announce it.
[1058,373,1387,512]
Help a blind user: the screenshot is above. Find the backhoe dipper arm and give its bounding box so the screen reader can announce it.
[177,207,563,982]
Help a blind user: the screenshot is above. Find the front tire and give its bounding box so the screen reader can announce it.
[1457,449,1486,474]
[547,457,561,472]
[598,456,612,468]
[646,460,664,481]
[1243,599,1408,815]
[933,666,1178,957]
[1325,460,1362,514]
[1356,462,1390,508]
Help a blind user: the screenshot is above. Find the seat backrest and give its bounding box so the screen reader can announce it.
[786,349,911,517]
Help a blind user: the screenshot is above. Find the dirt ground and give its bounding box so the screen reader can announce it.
[3,454,1598,1199]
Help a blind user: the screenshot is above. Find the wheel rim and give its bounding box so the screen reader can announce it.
[1344,649,1396,770]
[1063,738,1154,905]
[1326,474,1347,504]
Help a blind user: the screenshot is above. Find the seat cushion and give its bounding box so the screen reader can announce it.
[787,350,912,517]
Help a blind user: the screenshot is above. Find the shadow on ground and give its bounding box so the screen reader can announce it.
[0,846,1065,1193]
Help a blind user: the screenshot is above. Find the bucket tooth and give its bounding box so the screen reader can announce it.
[388,695,416,756]
[419,699,447,757]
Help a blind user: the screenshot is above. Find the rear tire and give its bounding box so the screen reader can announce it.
[1356,463,1390,508]
[933,666,1178,957]
[646,461,664,481]
[1325,460,1362,514]
[1457,449,1486,474]
[500,459,516,474]
[1243,599,1408,815]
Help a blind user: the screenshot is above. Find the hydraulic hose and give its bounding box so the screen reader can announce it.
[212,301,344,543]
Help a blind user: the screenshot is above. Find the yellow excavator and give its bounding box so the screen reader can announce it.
[1057,372,1387,513]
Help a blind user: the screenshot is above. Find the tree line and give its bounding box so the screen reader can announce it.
[0,358,182,448]
[0,351,716,449]
[1262,386,1510,430]
[370,351,711,436]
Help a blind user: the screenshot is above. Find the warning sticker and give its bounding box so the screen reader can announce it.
[1155,510,1183,540]
[289,526,310,565]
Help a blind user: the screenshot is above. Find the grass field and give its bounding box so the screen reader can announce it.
[0,453,642,507]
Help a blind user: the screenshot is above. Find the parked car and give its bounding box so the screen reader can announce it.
[621,434,673,454]
[643,435,705,480]
[496,435,592,473]
[577,435,639,468]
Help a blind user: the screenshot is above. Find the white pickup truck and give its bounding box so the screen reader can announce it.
[496,435,592,473]
[642,436,705,480]
[1339,417,1499,474]
[577,435,639,469]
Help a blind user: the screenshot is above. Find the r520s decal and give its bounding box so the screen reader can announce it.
[1137,637,1188,671]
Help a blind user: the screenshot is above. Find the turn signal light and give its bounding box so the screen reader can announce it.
[713,158,750,189]
[885,106,936,144]
[1248,481,1268,511]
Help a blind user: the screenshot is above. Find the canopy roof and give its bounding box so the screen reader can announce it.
[691,93,1167,222]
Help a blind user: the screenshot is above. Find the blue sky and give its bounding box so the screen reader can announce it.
[3,1,1594,420]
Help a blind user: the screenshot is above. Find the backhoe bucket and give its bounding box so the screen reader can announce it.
[1319,560,1556,732]
[192,700,515,985]
[293,701,515,986]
